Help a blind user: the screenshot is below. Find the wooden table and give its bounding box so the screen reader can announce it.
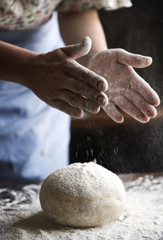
[0,172,163,240]
[71,108,163,129]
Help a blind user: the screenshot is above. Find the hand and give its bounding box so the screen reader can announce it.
[88,48,160,123]
[25,37,108,118]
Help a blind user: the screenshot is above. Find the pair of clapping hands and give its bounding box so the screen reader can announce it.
[29,36,160,123]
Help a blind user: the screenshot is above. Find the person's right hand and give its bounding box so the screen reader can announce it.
[25,37,108,118]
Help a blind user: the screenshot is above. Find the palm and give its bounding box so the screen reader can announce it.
[88,49,160,123]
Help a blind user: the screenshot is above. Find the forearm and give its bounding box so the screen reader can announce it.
[0,41,38,85]
[58,10,108,66]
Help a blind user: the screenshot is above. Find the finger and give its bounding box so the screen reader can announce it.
[62,74,109,107]
[124,89,157,118]
[116,48,153,68]
[61,36,92,60]
[56,89,100,114]
[65,60,108,92]
[47,99,84,118]
[103,102,124,123]
[115,96,150,123]
[129,68,160,106]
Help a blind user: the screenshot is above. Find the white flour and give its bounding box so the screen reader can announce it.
[0,174,163,240]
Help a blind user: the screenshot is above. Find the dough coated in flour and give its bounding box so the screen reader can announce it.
[39,162,126,227]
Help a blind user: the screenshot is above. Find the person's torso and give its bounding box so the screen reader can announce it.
[0,0,62,30]
[0,12,70,180]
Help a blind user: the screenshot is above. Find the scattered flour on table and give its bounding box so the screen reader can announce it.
[0,174,163,240]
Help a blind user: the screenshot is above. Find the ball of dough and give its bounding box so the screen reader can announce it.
[39,162,126,227]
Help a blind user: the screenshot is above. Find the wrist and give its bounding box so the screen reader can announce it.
[19,52,40,88]
[0,41,39,86]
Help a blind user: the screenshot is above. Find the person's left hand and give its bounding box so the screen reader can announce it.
[87,49,160,123]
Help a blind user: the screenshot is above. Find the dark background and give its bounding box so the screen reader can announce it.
[70,0,163,173]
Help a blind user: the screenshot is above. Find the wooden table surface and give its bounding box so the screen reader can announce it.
[0,172,163,240]
[71,108,163,129]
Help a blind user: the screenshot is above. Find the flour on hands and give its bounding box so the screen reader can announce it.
[88,48,160,123]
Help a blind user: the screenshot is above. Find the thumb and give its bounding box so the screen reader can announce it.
[116,49,153,68]
[61,36,92,60]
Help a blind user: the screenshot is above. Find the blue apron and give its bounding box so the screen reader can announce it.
[0,12,71,180]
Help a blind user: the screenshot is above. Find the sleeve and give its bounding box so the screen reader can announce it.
[57,0,132,12]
